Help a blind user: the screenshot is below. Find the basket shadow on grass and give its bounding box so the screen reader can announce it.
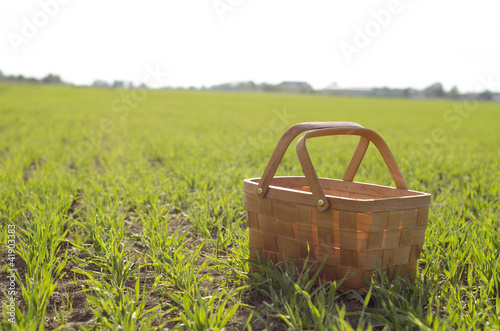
[245,250,434,330]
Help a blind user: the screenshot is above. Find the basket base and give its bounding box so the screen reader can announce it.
[250,249,417,295]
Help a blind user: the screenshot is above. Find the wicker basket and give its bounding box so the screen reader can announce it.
[243,122,431,292]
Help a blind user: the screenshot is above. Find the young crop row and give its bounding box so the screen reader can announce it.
[0,84,499,329]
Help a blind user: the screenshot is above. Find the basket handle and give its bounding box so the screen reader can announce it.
[256,122,365,199]
[296,127,408,211]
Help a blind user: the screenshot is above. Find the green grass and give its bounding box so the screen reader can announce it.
[0,83,499,330]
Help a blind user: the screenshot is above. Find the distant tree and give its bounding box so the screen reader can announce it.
[299,83,313,93]
[92,80,108,88]
[112,80,124,88]
[42,74,63,84]
[261,83,279,92]
[278,81,313,93]
[248,81,257,90]
[392,88,407,98]
[478,90,492,100]
[424,82,445,98]
[381,87,392,97]
[447,85,460,99]
[402,88,412,98]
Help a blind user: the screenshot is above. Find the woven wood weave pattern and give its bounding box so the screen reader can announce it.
[245,184,429,291]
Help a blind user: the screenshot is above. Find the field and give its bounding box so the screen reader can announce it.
[0,83,499,330]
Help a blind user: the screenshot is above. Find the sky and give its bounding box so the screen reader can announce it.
[1,0,500,92]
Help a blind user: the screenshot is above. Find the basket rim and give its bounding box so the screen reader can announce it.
[243,176,431,212]
[245,176,430,197]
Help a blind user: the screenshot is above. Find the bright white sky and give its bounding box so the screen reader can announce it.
[1,0,499,92]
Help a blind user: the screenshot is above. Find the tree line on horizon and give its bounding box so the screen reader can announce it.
[0,70,495,101]
[208,81,494,100]
[0,70,63,85]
